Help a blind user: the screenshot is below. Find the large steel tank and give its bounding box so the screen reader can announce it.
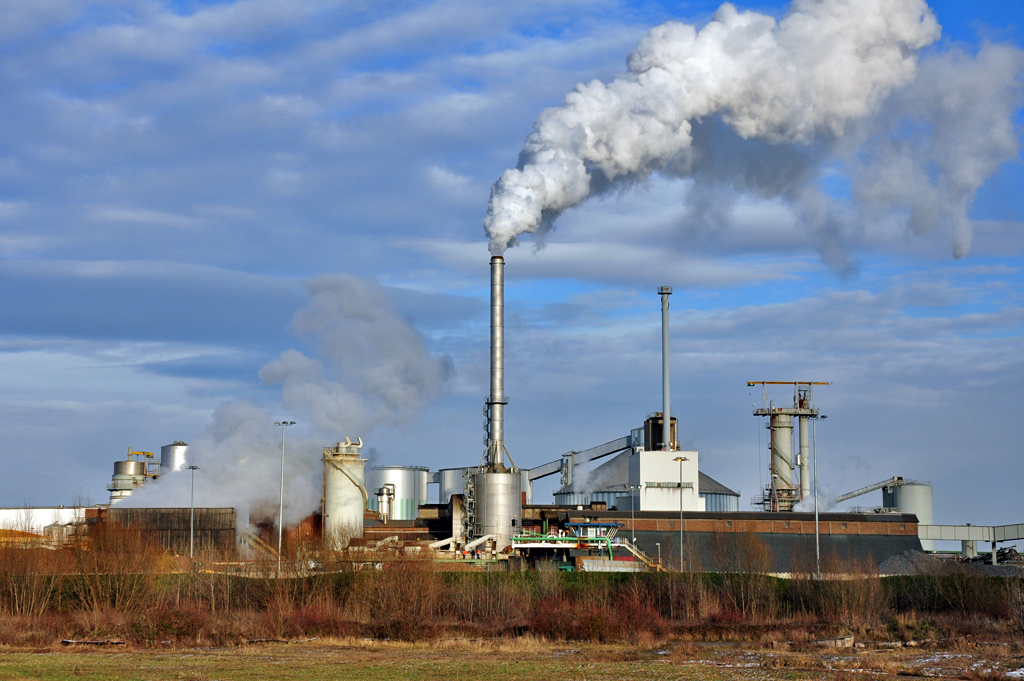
[108,459,148,504]
[437,467,471,504]
[322,439,367,548]
[472,471,522,550]
[884,482,934,550]
[160,441,188,472]
[367,466,429,520]
[770,411,794,508]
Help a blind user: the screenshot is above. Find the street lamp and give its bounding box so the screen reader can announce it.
[275,420,296,578]
[813,415,827,578]
[187,465,200,559]
[656,542,661,569]
[673,456,689,571]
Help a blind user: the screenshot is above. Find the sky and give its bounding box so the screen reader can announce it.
[0,0,1022,546]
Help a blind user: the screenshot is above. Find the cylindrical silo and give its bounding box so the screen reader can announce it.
[884,482,934,551]
[771,413,793,486]
[366,466,429,520]
[322,439,367,548]
[160,441,188,473]
[472,471,522,551]
[107,459,148,504]
[438,467,471,504]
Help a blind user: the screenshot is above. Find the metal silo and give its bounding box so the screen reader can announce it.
[472,470,521,550]
[438,467,471,504]
[160,441,188,473]
[322,438,367,548]
[884,481,934,550]
[107,456,150,504]
[770,410,794,509]
[366,466,429,520]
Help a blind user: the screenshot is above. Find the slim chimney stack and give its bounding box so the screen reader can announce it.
[486,256,508,471]
[659,286,673,451]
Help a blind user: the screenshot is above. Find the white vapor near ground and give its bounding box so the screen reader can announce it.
[121,274,451,526]
[484,0,1022,273]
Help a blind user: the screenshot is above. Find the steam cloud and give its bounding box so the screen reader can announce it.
[259,274,452,435]
[484,0,1023,268]
[122,275,451,527]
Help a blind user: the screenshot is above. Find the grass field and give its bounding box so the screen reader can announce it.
[1,638,1022,681]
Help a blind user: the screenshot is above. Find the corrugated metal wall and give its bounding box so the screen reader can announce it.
[700,493,739,512]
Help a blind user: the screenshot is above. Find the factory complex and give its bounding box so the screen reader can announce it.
[3,257,1021,574]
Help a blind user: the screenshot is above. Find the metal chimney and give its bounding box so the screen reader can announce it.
[486,256,508,471]
[659,286,673,451]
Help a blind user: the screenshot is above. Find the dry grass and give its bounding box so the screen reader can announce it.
[1,636,1022,680]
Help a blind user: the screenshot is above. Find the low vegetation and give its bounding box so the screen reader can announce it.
[0,526,1021,648]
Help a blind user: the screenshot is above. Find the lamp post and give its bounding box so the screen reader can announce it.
[813,414,827,579]
[673,456,689,570]
[187,465,200,559]
[656,542,661,569]
[275,420,296,578]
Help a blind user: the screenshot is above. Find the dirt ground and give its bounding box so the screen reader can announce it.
[1,638,1023,681]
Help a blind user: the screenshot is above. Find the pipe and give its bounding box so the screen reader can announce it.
[659,286,673,451]
[487,256,508,470]
[465,534,496,550]
[799,416,810,501]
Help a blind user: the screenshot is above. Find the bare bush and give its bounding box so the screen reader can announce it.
[69,523,161,613]
[1008,578,1024,641]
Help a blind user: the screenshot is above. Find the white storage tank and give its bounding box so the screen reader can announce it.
[437,467,471,504]
[367,466,429,520]
[322,438,367,548]
[884,481,934,550]
[160,441,188,472]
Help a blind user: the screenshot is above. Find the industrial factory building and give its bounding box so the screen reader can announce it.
[8,255,1022,573]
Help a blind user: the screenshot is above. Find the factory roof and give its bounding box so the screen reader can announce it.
[698,471,739,497]
[552,449,739,497]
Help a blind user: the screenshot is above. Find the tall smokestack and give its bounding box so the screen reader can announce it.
[487,256,508,471]
[659,286,672,451]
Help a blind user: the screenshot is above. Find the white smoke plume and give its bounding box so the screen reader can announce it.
[119,401,323,528]
[122,275,451,527]
[259,274,453,435]
[484,0,1023,269]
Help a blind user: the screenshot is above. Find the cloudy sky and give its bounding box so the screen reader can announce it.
[1,0,1022,542]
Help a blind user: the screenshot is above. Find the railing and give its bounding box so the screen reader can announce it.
[613,538,662,571]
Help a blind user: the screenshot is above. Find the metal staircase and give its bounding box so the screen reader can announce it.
[614,538,663,571]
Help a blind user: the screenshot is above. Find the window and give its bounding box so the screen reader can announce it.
[725,521,732,528]
[784,521,791,528]
[841,522,848,529]
[647,481,693,489]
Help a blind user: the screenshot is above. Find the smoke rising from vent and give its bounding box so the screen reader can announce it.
[122,275,451,527]
[484,0,1023,268]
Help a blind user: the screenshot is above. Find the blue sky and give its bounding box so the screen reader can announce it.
[0,0,1022,541]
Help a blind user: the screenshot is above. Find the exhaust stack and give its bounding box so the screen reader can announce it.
[486,256,508,472]
[659,286,673,451]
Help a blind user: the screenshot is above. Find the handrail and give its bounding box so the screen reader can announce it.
[614,538,661,571]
